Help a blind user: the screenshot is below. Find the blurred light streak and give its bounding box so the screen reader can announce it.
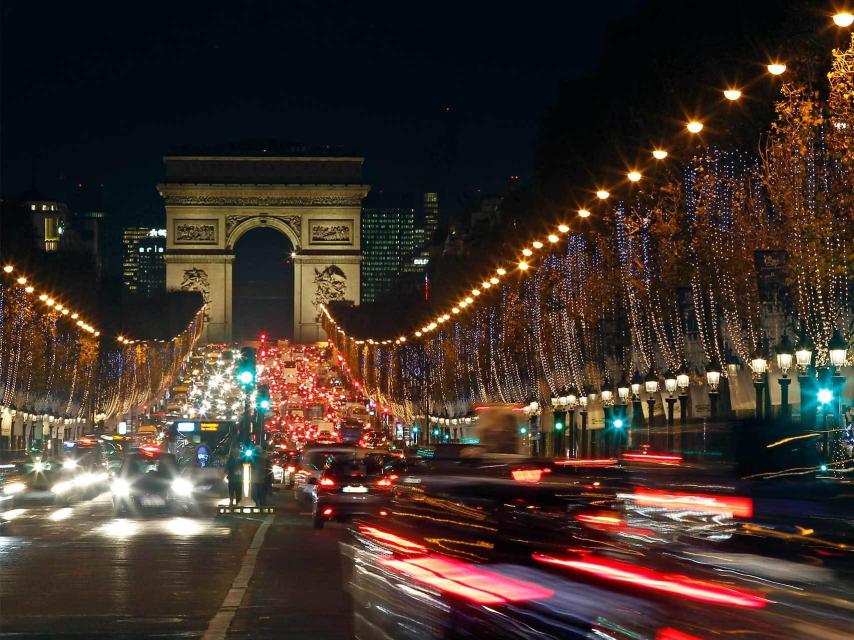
[532,554,767,608]
[359,525,427,554]
[48,508,73,521]
[629,489,753,518]
[163,517,203,536]
[1,508,27,521]
[100,519,140,538]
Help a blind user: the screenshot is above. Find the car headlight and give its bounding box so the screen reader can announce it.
[111,479,131,497]
[33,461,46,473]
[3,481,26,495]
[62,459,78,471]
[171,478,193,496]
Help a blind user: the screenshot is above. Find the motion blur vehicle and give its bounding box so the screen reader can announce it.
[111,447,196,515]
[270,450,299,487]
[341,434,854,639]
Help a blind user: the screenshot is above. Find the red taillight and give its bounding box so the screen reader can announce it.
[286,465,295,473]
[631,488,754,518]
[388,473,399,480]
[657,628,705,640]
[319,477,336,488]
[376,478,392,488]
[379,509,389,516]
[621,452,683,465]
[512,469,543,483]
[322,507,333,516]
[532,554,767,608]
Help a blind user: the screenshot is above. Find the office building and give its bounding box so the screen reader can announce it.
[360,193,419,303]
[123,227,166,296]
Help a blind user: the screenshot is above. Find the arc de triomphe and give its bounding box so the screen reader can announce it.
[159,149,368,343]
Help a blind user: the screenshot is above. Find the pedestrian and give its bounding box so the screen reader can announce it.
[225,449,242,507]
[251,445,266,506]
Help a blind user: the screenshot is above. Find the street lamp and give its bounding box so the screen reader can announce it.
[567,388,579,457]
[579,390,589,458]
[631,370,643,430]
[551,389,567,457]
[676,367,690,427]
[601,380,615,456]
[750,349,768,420]
[775,333,794,421]
[828,328,848,424]
[644,370,658,445]
[663,371,678,449]
[705,359,721,421]
[617,376,631,448]
[795,326,815,429]
[525,396,541,456]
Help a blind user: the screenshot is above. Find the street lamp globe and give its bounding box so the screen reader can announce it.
[676,369,690,391]
[617,378,630,403]
[601,381,614,404]
[705,361,721,391]
[750,350,768,376]
[828,328,848,369]
[644,370,659,394]
[775,333,794,376]
[579,393,589,409]
[567,388,578,406]
[631,370,643,398]
[795,330,814,371]
[664,372,677,395]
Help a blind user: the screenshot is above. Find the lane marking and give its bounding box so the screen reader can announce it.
[203,515,274,640]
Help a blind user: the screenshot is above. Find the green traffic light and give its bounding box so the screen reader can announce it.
[817,388,833,405]
[555,422,563,431]
[259,399,270,410]
[238,371,254,385]
[519,427,528,435]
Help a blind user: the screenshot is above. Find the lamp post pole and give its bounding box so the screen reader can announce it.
[617,377,631,449]
[677,368,689,432]
[775,334,794,421]
[579,390,590,459]
[644,370,659,447]
[601,382,614,458]
[631,370,643,434]
[705,360,721,422]
[795,326,814,430]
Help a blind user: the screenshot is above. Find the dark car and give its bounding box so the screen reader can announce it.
[111,449,196,515]
[304,458,392,529]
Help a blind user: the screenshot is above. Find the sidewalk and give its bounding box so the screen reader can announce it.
[225,491,353,639]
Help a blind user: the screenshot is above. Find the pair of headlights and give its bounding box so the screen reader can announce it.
[111,478,193,497]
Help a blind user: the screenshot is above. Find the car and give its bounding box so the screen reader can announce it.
[293,445,359,504]
[303,459,392,528]
[111,448,196,515]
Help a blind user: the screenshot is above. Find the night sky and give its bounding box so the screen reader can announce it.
[1,0,640,225]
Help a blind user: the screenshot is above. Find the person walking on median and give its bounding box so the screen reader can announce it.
[225,449,243,507]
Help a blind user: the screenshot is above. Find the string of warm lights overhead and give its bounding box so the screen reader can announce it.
[322,9,854,346]
[2,264,101,337]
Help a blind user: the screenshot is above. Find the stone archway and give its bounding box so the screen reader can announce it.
[159,151,369,343]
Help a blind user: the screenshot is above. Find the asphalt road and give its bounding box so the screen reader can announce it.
[0,489,352,639]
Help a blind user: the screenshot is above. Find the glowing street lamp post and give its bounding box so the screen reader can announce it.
[775,334,794,421]
[828,328,848,422]
[617,377,631,449]
[676,368,690,428]
[664,372,678,449]
[750,350,768,420]
[705,360,721,421]
[795,328,814,429]
[601,381,615,456]
[630,370,643,431]
[644,371,658,445]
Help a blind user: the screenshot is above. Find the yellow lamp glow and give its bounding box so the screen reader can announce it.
[627,171,642,182]
[767,63,786,76]
[532,241,543,249]
[596,190,610,200]
[518,261,529,271]
[522,248,533,257]
[578,208,591,218]
[548,234,559,243]
[652,149,668,160]
[472,289,480,296]
[25,286,34,293]
[2,265,12,273]
[834,12,854,27]
[489,277,499,284]
[724,88,742,101]
[464,297,473,304]
[558,224,570,233]
[496,268,507,276]
[687,121,704,133]
[481,281,491,288]
[16,277,26,285]
[452,307,460,313]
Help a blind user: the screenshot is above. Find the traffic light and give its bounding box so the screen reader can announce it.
[242,446,254,460]
[257,384,271,412]
[519,426,528,435]
[613,418,624,429]
[817,388,833,405]
[237,347,257,389]
[553,410,566,432]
